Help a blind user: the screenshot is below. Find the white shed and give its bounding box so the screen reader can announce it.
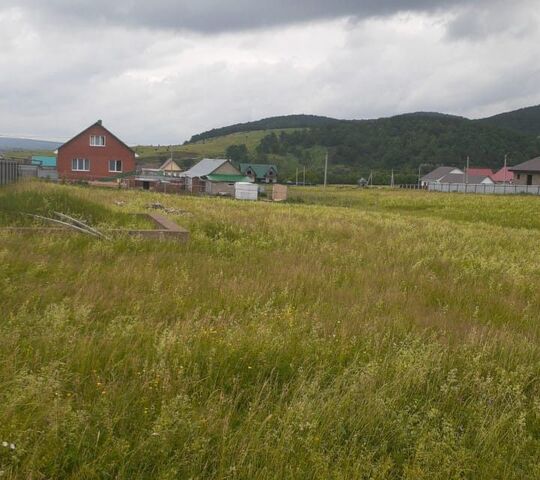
[235,182,258,201]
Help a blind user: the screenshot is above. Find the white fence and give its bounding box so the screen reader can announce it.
[428,183,540,195]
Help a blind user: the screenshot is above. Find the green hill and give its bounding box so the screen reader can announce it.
[476,105,540,136]
[188,114,341,143]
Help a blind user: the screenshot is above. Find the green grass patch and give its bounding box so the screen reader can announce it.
[0,183,539,478]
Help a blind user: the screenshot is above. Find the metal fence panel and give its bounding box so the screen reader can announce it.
[428,183,540,195]
[0,159,19,186]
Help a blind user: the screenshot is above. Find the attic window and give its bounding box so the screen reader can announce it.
[90,135,106,147]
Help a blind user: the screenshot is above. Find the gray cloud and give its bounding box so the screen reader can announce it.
[1,1,540,144]
[4,0,476,33]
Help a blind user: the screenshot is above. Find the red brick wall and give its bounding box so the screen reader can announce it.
[57,123,136,181]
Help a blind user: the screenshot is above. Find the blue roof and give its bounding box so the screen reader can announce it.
[31,156,56,167]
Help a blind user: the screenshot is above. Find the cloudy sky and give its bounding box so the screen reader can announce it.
[1,0,539,144]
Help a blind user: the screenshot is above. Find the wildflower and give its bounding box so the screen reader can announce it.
[1,442,7,447]
[9,444,15,450]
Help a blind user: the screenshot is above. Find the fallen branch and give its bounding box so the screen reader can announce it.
[53,211,109,240]
[24,213,102,238]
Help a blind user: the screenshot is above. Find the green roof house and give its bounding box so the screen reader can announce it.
[240,163,278,183]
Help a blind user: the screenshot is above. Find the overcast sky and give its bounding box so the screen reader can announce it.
[1,0,539,144]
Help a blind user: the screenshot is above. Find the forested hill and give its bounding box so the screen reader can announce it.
[257,113,540,171]
[188,114,342,143]
[477,105,540,136]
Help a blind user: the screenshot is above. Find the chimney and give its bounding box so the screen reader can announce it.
[97,119,102,125]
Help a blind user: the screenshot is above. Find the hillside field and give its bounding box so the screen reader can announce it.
[1,182,540,478]
[135,129,298,163]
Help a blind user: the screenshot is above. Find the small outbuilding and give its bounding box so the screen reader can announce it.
[235,182,258,201]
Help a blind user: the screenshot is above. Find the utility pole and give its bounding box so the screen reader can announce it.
[390,169,395,188]
[503,154,508,186]
[295,168,299,186]
[465,156,470,184]
[303,166,306,186]
[324,150,328,188]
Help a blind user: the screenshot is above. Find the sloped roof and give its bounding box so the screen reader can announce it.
[58,120,135,154]
[239,163,278,178]
[509,157,540,172]
[421,166,463,182]
[181,158,230,178]
[159,158,182,171]
[466,167,494,177]
[491,166,514,182]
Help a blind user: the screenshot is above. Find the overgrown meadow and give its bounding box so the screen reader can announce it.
[1,182,539,479]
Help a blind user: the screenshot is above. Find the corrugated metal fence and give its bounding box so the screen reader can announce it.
[0,159,19,186]
[428,183,540,195]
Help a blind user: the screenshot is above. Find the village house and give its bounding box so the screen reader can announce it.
[239,163,278,183]
[420,166,464,186]
[181,159,252,195]
[490,166,514,184]
[57,120,136,181]
[421,166,494,186]
[509,157,540,185]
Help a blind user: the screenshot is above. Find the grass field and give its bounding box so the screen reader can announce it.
[1,182,540,479]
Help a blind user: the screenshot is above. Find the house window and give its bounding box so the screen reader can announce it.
[90,135,106,147]
[109,160,122,173]
[72,158,90,171]
[517,174,521,180]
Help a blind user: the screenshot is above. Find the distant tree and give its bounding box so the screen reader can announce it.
[225,144,249,163]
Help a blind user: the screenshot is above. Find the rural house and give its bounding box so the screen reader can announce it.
[239,163,278,183]
[420,166,464,186]
[421,166,494,186]
[509,157,540,185]
[491,166,514,184]
[57,120,136,181]
[181,159,251,195]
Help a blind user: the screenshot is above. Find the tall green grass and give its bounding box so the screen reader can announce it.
[0,183,539,478]
[0,182,151,228]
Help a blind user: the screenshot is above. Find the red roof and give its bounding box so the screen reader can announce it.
[491,166,514,183]
[466,167,494,177]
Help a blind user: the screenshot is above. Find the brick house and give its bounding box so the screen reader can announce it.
[57,120,136,181]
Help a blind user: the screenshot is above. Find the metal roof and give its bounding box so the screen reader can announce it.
[239,163,278,178]
[491,166,514,182]
[421,166,463,182]
[180,158,229,178]
[509,157,540,173]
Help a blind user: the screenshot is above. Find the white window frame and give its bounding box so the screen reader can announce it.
[90,135,106,147]
[72,158,90,172]
[108,160,123,173]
